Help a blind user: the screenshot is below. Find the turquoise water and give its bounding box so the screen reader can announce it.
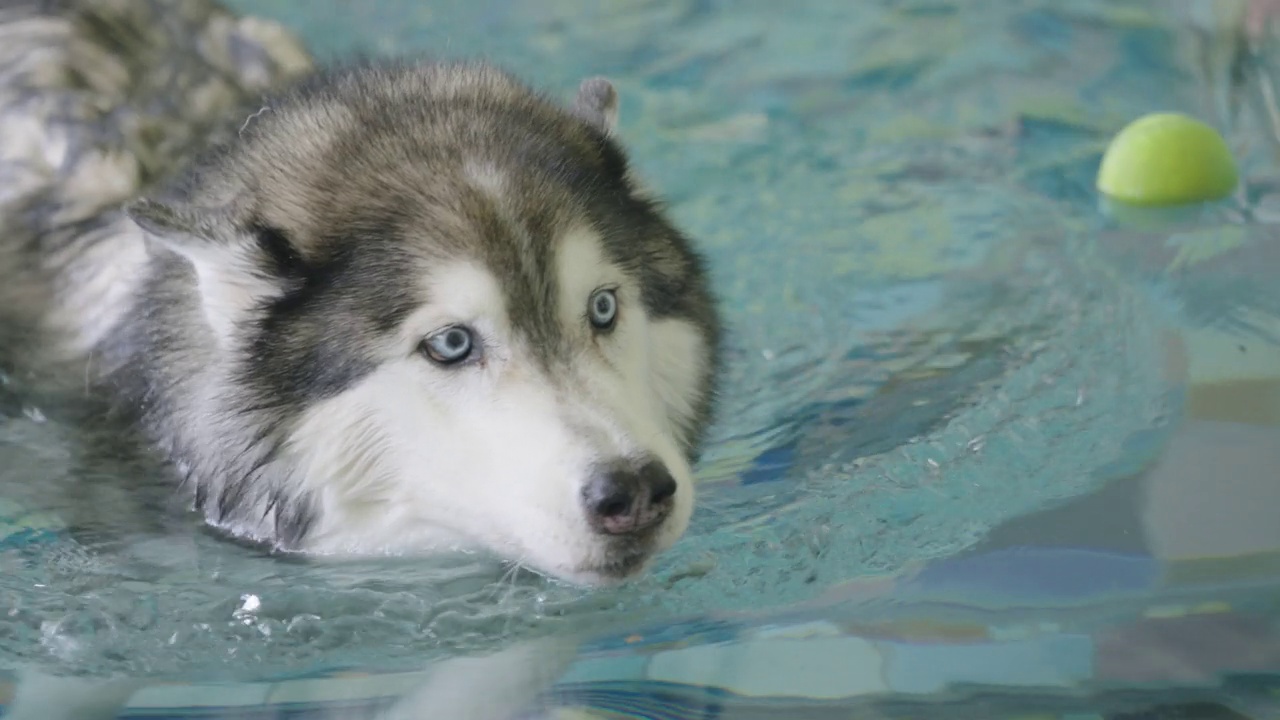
[3,0,1280,717]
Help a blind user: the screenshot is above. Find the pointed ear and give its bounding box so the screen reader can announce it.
[572,76,619,135]
[125,161,257,251]
[126,195,288,345]
[126,195,255,276]
[125,194,241,257]
[127,196,203,237]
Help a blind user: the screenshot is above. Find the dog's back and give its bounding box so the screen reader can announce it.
[0,0,311,377]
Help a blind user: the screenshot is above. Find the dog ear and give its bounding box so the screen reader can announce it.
[572,76,619,135]
[126,175,247,250]
[127,194,296,346]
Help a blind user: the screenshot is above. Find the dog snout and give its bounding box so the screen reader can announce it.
[582,460,677,536]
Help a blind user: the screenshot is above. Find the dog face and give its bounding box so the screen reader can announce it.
[127,63,720,584]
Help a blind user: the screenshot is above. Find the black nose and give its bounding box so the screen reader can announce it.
[582,460,677,536]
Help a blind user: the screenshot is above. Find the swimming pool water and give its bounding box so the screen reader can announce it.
[2,0,1280,716]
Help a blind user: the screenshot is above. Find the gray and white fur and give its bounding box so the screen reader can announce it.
[1,0,721,585]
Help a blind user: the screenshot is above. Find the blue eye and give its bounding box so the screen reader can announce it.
[420,325,475,365]
[589,288,618,330]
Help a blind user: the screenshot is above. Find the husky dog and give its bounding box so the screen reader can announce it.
[1,0,721,586]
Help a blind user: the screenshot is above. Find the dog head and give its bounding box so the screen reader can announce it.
[127,62,720,585]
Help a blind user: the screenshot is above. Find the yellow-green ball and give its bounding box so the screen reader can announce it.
[1096,112,1238,206]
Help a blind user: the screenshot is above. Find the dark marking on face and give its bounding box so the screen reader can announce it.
[251,224,309,280]
[463,191,565,366]
[236,219,422,409]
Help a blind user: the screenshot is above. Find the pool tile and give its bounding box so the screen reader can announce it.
[538,709,612,720]
[752,619,845,641]
[558,654,651,685]
[0,671,13,707]
[1094,612,1280,683]
[645,636,887,698]
[124,681,272,708]
[882,634,1095,694]
[263,670,430,705]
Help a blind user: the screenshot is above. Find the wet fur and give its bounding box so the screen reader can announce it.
[2,2,721,584]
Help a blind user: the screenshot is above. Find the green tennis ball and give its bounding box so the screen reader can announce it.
[1096,112,1238,206]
